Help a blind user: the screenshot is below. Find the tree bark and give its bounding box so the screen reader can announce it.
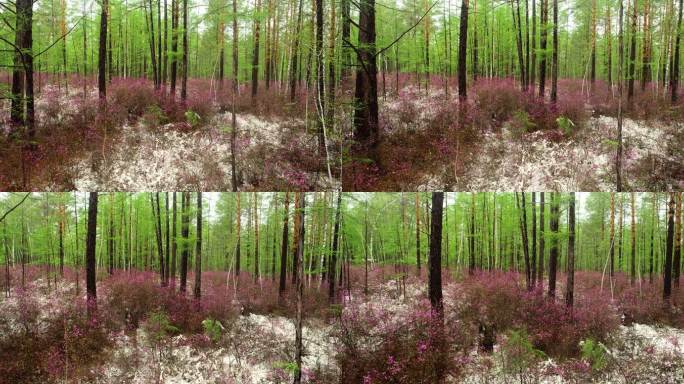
[179,192,190,292]
[293,192,306,384]
[458,0,469,100]
[194,192,202,300]
[99,0,109,99]
[329,191,342,302]
[548,192,559,298]
[279,192,290,296]
[86,192,99,316]
[565,193,575,307]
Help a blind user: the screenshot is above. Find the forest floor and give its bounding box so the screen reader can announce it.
[2,272,684,383]
[0,81,339,191]
[351,85,683,191]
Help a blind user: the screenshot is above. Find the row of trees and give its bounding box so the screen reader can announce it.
[1,192,682,302]
[5,1,684,158]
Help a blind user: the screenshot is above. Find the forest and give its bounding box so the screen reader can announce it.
[1,191,683,383]
[2,0,683,191]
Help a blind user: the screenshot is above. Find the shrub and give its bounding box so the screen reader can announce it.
[335,301,464,384]
[497,329,547,381]
[580,338,609,371]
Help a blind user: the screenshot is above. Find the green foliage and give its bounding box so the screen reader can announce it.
[202,318,224,343]
[145,310,179,344]
[581,338,608,371]
[556,116,576,136]
[510,110,537,137]
[498,329,547,375]
[185,110,201,127]
[143,104,166,127]
[273,360,299,374]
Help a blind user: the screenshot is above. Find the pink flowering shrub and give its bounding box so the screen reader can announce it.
[334,300,466,383]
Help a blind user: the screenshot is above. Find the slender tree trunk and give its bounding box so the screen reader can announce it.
[550,0,558,102]
[235,193,241,276]
[537,192,545,285]
[428,192,444,314]
[665,193,675,301]
[538,0,547,97]
[630,192,636,285]
[251,0,262,99]
[328,191,342,302]
[181,0,188,100]
[627,0,637,102]
[416,193,421,274]
[170,0,179,96]
[548,192,559,298]
[458,0,470,100]
[289,0,303,101]
[293,193,306,384]
[672,0,683,102]
[610,193,616,277]
[565,193,575,307]
[171,192,177,284]
[674,193,682,288]
[194,192,202,300]
[279,192,290,296]
[98,0,109,100]
[179,192,190,292]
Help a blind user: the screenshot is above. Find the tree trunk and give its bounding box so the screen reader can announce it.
[328,191,342,302]
[289,0,303,101]
[672,0,683,103]
[170,0,179,96]
[251,0,262,99]
[416,193,421,274]
[171,192,177,284]
[86,192,99,316]
[293,193,306,384]
[194,192,202,300]
[537,192,545,285]
[665,193,676,301]
[181,0,188,100]
[538,0,547,97]
[98,0,108,99]
[458,0,469,100]
[627,0,637,102]
[674,193,682,288]
[565,193,575,307]
[550,0,558,102]
[179,192,190,292]
[630,192,636,285]
[279,192,290,296]
[353,0,379,157]
[253,193,260,281]
[235,193,241,276]
[428,192,444,314]
[548,192,559,298]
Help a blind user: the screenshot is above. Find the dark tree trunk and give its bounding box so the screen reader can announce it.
[231,0,240,190]
[235,193,241,276]
[86,192,99,316]
[251,0,261,99]
[458,0,469,100]
[565,193,575,307]
[664,193,675,300]
[548,192,559,298]
[341,0,351,80]
[550,0,558,103]
[179,192,190,293]
[165,193,170,284]
[181,0,188,100]
[416,194,421,274]
[293,192,306,384]
[672,0,683,103]
[517,192,532,290]
[353,0,379,157]
[674,193,682,288]
[531,192,537,287]
[170,0,179,96]
[538,0,547,97]
[537,192,545,285]
[194,192,202,300]
[627,0,637,102]
[428,192,444,314]
[98,0,108,99]
[279,192,290,296]
[171,192,177,284]
[328,191,342,303]
[152,193,165,285]
[469,193,475,274]
[289,0,303,101]
[316,0,326,152]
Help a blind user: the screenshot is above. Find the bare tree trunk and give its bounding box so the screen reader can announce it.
[98,0,109,100]
[458,0,469,100]
[672,0,683,102]
[550,0,558,102]
[565,193,575,307]
[181,0,188,100]
[251,0,262,99]
[353,0,379,157]
[86,192,99,316]
[665,193,676,301]
[279,192,290,296]
[293,193,306,384]
[548,192,559,298]
[194,192,202,300]
[328,191,342,302]
[179,192,190,292]
[289,0,303,101]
